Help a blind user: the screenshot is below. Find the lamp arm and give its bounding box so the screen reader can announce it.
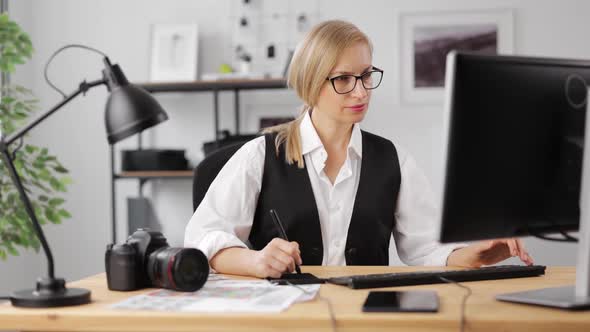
[6,78,106,145]
[0,147,57,277]
[0,77,105,279]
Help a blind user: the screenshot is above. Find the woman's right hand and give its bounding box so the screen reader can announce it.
[249,238,302,278]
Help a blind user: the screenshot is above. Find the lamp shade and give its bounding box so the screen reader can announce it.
[103,61,168,144]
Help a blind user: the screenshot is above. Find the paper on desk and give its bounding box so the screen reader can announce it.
[110,273,320,313]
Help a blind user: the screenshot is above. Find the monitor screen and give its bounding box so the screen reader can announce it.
[438,51,590,243]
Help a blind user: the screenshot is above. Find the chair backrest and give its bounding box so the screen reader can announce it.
[192,142,248,211]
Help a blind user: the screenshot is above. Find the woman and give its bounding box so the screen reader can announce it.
[184,20,534,278]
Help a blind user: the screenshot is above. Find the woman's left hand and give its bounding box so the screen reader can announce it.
[446,238,534,268]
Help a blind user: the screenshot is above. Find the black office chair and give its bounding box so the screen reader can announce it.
[192,142,249,211]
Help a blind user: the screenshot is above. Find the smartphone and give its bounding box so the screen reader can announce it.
[362,291,439,313]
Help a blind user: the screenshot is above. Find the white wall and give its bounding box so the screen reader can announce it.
[2,0,588,294]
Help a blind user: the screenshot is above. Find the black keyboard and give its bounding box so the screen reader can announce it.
[327,265,546,289]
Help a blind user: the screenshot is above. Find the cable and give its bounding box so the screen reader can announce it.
[439,277,472,332]
[10,137,23,160]
[283,281,336,332]
[43,44,108,99]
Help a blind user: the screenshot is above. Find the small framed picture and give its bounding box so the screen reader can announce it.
[400,9,514,105]
[259,116,295,130]
[150,23,199,82]
[242,103,297,132]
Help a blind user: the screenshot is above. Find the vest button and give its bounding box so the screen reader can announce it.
[346,248,357,256]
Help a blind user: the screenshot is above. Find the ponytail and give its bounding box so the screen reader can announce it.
[261,105,310,168]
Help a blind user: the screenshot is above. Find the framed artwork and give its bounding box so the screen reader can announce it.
[259,116,295,130]
[243,103,297,132]
[150,23,199,82]
[228,0,320,78]
[400,9,514,104]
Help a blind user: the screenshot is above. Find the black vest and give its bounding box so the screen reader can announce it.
[249,131,401,265]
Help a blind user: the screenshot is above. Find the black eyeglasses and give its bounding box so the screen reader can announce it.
[326,66,384,94]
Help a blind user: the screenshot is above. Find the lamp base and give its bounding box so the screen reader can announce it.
[10,277,91,308]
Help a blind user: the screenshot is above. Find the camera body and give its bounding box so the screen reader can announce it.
[105,229,209,292]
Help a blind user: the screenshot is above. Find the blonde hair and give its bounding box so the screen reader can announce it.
[263,20,373,168]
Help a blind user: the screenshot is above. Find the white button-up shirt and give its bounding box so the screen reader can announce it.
[185,112,464,266]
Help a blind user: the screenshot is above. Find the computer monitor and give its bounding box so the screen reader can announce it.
[438,51,590,309]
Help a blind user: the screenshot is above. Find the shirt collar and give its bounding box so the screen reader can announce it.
[349,121,362,159]
[299,110,363,159]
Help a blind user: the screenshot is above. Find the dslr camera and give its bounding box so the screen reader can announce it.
[105,229,209,292]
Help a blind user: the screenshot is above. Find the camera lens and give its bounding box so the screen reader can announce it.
[147,247,209,292]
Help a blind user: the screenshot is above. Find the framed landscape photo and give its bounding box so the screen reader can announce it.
[150,23,199,82]
[400,9,514,104]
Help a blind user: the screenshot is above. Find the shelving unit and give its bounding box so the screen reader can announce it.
[140,78,287,137]
[109,78,288,243]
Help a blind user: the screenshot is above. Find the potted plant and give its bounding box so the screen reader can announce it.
[0,12,72,260]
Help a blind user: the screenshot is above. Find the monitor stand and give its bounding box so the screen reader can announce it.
[496,89,590,310]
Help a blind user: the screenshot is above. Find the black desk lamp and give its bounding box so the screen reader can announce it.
[0,48,168,308]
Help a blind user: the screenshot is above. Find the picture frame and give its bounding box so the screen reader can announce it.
[243,103,297,133]
[259,116,295,130]
[227,0,320,79]
[400,9,514,105]
[150,23,199,82]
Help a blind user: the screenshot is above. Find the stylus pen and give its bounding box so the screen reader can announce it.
[269,209,302,274]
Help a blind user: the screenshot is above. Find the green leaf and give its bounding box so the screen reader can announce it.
[13,86,26,94]
[14,111,28,119]
[58,209,71,218]
[60,176,73,186]
[38,195,49,202]
[38,169,51,181]
[1,96,15,104]
[13,158,24,170]
[26,168,39,180]
[0,249,6,260]
[25,145,38,154]
[7,193,17,206]
[48,198,65,207]
[6,215,19,227]
[53,165,68,173]
[34,205,43,217]
[49,178,61,191]
[28,231,39,247]
[45,208,59,224]
[6,243,19,256]
[31,180,50,193]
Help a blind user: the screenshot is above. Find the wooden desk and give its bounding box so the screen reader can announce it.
[1,266,588,332]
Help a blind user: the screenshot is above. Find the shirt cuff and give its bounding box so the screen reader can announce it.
[190,230,249,262]
[426,243,469,266]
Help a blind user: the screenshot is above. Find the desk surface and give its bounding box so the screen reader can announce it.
[0,266,588,332]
